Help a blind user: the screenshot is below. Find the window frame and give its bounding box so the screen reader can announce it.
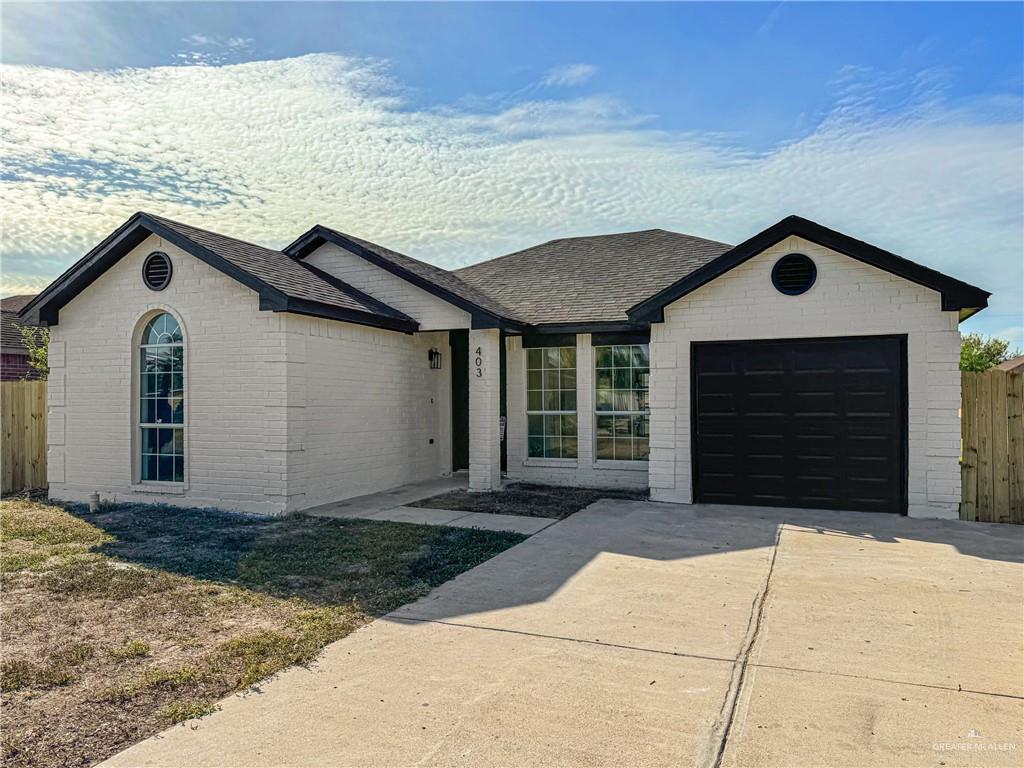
[525,344,579,461]
[593,343,651,463]
[134,311,187,487]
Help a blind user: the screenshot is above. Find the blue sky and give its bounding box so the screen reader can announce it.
[2,2,1022,341]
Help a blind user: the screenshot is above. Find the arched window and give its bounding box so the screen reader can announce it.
[139,312,184,482]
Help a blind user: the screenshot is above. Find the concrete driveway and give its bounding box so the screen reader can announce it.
[105,501,1023,768]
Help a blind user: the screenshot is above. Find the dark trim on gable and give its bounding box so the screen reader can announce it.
[20,214,418,334]
[278,298,417,333]
[300,261,417,325]
[285,226,528,332]
[627,215,990,323]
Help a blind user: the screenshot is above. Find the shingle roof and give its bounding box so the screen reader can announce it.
[285,226,524,324]
[1,311,28,350]
[455,229,732,325]
[144,214,414,324]
[0,295,37,314]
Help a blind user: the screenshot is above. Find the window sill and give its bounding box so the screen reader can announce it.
[593,460,649,472]
[523,458,578,468]
[130,483,187,495]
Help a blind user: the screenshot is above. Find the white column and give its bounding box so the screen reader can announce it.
[468,328,502,492]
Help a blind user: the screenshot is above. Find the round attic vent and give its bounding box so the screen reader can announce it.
[142,252,173,291]
[771,253,816,296]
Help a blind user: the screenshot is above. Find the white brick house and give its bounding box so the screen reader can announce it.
[20,213,988,519]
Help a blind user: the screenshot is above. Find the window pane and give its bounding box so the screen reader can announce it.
[560,391,576,411]
[595,369,612,390]
[527,370,542,390]
[635,438,650,460]
[561,437,578,459]
[527,414,544,436]
[632,346,650,366]
[173,429,184,454]
[614,438,634,461]
[633,415,650,438]
[545,348,560,368]
[559,369,576,390]
[561,414,577,437]
[545,436,560,457]
[173,456,184,482]
[141,399,157,424]
[633,368,650,389]
[614,346,631,367]
[171,398,184,424]
[527,348,543,370]
[614,416,631,436]
[614,368,631,389]
[544,391,560,411]
[595,390,613,411]
[595,438,614,460]
[560,347,576,368]
[544,415,561,437]
[159,456,174,481]
[158,429,176,455]
[155,399,172,423]
[142,427,160,454]
[172,373,184,396]
[142,454,158,481]
[528,435,545,457]
[596,415,614,437]
[595,347,613,367]
[543,369,560,390]
[527,390,543,411]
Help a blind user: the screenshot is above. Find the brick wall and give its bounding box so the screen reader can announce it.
[47,234,291,514]
[505,333,650,490]
[281,314,452,511]
[305,243,471,330]
[648,235,961,519]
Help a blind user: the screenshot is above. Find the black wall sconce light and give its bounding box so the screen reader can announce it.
[428,348,442,370]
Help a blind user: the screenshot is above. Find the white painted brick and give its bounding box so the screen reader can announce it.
[649,236,961,518]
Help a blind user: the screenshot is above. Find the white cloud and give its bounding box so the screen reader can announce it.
[0,54,1020,339]
[541,63,597,88]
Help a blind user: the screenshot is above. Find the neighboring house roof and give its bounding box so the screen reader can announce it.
[628,215,990,323]
[284,225,525,328]
[20,213,418,333]
[996,355,1024,373]
[1,295,39,353]
[1,311,29,351]
[455,229,732,327]
[0,295,37,314]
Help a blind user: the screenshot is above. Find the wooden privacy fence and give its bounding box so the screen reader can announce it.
[1,380,47,495]
[961,370,1023,523]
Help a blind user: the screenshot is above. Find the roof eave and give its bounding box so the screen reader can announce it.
[627,215,990,323]
[286,226,527,332]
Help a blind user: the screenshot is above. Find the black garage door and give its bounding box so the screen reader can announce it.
[693,336,906,514]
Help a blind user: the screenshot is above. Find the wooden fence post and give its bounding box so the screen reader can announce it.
[960,372,978,521]
[1009,373,1023,524]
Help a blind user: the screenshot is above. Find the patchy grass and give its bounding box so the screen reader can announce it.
[0,498,524,768]
[409,482,648,519]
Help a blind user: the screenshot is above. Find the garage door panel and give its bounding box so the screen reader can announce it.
[693,336,906,514]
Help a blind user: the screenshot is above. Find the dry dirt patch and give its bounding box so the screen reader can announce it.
[0,498,524,768]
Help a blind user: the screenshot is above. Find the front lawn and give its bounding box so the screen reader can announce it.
[408,482,647,520]
[0,498,524,768]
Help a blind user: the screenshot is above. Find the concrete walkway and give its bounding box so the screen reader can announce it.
[303,475,557,535]
[105,501,1023,768]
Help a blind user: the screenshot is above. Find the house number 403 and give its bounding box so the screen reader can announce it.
[474,347,483,377]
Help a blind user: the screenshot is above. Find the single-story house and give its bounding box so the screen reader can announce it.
[20,213,988,519]
[1,294,41,381]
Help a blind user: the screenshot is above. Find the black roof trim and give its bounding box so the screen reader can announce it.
[523,321,650,335]
[20,214,418,333]
[278,298,417,334]
[285,226,527,331]
[627,215,990,323]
